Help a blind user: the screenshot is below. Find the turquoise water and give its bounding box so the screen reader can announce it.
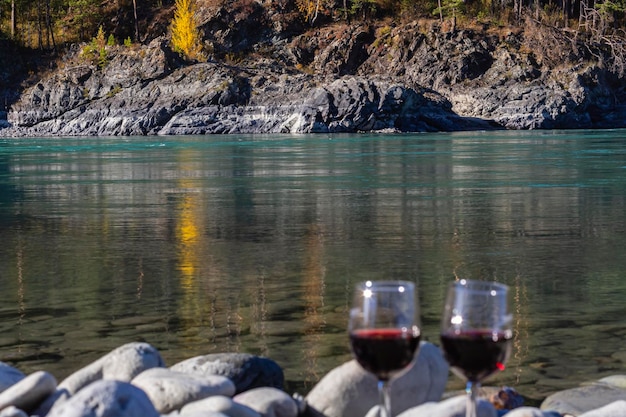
[0,130,624,402]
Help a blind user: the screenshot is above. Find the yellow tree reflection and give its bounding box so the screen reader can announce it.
[301,223,326,389]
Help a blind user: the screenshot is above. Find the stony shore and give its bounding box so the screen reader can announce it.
[1,16,626,136]
[0,341,623,417]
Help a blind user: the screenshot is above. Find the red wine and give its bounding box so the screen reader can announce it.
[440,330,512,382]
[350,328,421,381]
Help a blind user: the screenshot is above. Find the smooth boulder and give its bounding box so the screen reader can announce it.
[396,395,497,417]
[0,371,56,413]
[578,400,626,417]
[305,341,449,417]
[46,379,159,417]
[131,367,236,414]
[180,395,261,417]
[170,353,284,394]
[541,377,626,416]
[59,342,165,395]
[234,387,299,417]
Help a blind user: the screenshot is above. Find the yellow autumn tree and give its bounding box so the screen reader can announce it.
[171,0,203,60]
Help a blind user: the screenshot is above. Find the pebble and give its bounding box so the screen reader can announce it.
[131,367,236,414]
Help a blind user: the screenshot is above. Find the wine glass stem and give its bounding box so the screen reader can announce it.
[465,381,479,417]
[378,380,391,417]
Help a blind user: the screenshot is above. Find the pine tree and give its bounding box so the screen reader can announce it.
[171,0,203,60]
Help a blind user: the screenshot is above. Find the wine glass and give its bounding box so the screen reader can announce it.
[348,280,421,417]
[440,279,513,417]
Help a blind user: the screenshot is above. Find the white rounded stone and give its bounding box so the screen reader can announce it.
[578,400,626,417]
[131,367,236,414]
[233,387,298,417]
[46,379,159,417]
[305,341,449,417]
[0,371,56,413]
[59,342,164,396]
[181,395,261,417]
[397,396,497,417]
[541,382,626,415]
[503,407,562,417]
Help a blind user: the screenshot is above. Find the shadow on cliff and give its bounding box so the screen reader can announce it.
[0,39,57,119]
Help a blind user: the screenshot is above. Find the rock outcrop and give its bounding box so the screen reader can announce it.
[1,16,626,136]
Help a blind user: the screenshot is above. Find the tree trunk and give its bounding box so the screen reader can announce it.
[46,0,56,50]
[133,0,140,42]
[37,0,43,49]
[11,0,16,39]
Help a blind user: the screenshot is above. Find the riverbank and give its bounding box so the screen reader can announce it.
[0,342,623,416]
[2,15,626,136]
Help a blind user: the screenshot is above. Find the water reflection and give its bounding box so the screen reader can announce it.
[0,133,624,400]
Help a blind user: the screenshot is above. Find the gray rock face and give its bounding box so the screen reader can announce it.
[171,353,284,394]
[131,367,236,414]
[305,341,449,417]
[2,18,626,136]
[46,379,159,417]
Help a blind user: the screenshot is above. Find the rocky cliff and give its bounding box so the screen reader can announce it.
[1,14,626,136]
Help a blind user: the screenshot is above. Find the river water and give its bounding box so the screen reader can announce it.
[0,130,624,403]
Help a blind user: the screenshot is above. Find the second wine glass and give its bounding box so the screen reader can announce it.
[348,280,421,417]
[440,279,513,417]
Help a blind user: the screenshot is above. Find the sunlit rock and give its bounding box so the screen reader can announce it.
[131,367,236,414]
[59,342,165,395]
[46,379,159,417]
[305,341,449,417]
[34,342,164,415]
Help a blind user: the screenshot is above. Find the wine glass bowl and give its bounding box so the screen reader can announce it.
[440,279,512,417]
[348,280,421,417]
